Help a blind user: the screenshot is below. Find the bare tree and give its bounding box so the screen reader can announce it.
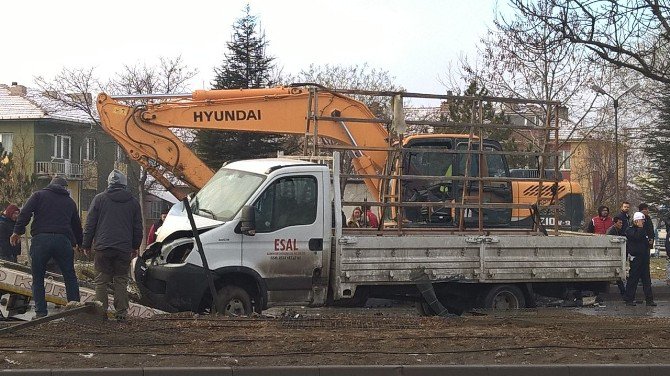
[509,0,670,84]
[442,0,652,216]
[34,56,198,249]
[107,56,196,96]
[34,67,101,121]
[571,132,620,213]
[289,63,403,118]
[452,0,604,190]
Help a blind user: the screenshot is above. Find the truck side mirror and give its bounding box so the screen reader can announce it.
[239,205,256,236]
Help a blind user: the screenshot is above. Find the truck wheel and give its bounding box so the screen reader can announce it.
[481,285,526,310]
[215,286,252,316]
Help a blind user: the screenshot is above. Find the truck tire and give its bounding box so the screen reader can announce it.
[481,284,526,310]
[215,286,252,316]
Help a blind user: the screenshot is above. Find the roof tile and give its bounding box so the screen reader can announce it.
[0,84,95,124]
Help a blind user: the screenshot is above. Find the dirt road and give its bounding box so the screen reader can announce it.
[1,305,670,369]
[0,257,668,369]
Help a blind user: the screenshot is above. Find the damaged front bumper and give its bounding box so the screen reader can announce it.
[134,257,209,313]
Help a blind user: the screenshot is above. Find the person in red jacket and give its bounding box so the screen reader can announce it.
[147,208,169,244]
[586,205,613,234]
[361,204,379,229]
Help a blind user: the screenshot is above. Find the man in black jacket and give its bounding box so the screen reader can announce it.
[623,211,656,306]
[615,201,632,232]
[606,217,625,236]
[0,204,21,262]
[639,203,655,254]
[82,170,142,321]
[10,176,82,319]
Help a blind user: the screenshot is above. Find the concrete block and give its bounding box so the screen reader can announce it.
[233,366,318,376]
[489,364,570,376]
[648,364,670,376]
[569,364,650,376]
[52,369,142,376]
[319,365,404,376]
[0,370,51,376]
[145,367,232,376]
[403,365,489,376]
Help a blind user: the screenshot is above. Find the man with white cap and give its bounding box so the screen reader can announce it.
[623,211,656,306]
[82,169,142,321]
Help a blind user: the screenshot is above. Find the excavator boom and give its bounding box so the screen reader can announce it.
[96,86,389,200]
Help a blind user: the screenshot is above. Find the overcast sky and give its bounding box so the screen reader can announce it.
[1,0,503,96]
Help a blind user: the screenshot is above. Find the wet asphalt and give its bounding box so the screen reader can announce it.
[576,279,670,318]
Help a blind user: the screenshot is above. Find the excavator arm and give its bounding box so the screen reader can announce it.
[96,86,390,200]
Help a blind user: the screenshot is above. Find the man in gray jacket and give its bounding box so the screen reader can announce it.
[82,170,142,321]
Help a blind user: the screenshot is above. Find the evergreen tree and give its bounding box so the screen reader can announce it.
[438,81,538,167]
[441,80,510,141]
[640,86,670,205]
[194,5,283,169]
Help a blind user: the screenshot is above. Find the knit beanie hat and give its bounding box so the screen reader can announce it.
[3,204,19,218]
[107,169,128,186]
[50,176,68,187]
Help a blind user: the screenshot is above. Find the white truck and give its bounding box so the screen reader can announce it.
[134,153,625,315]
[95,85,625,315]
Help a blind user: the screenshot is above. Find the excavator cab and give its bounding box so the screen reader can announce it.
[401,140,456,225]
[399,136,512,228]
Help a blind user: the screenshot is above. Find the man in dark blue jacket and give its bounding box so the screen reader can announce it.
[623,211,656,306]
[82,170,142,321]
[10,176,82,319]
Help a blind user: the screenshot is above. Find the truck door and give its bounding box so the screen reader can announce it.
[242,174,324,305]
[454,141,512,227]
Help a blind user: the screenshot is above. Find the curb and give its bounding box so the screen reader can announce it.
[3,365,670,376]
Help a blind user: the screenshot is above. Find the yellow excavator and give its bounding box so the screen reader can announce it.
[96,85,583,230]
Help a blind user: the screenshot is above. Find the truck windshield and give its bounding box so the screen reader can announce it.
[191,168,265,221]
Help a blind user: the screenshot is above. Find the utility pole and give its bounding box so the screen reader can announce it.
[590,84,640,205]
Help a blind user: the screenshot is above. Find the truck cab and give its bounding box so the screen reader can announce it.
[136,159,332,314]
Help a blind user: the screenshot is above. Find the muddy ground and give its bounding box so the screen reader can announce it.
[0,257,668,369]
[1,304,670,369]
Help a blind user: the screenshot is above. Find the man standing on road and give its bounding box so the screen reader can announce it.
[615,201,632,232]
[82,170,142,322]
[10,176,82,319]
[587,206,613,234]
[623,211,656,306]
[606,216,627,296]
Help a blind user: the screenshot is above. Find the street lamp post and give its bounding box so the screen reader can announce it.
[590,83,640,206]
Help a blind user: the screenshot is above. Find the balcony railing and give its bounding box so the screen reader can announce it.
[35,161,84,179]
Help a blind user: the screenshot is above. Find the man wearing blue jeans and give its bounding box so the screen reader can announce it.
[11,176,82,319]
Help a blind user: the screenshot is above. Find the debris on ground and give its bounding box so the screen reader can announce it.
[1,307,670,369]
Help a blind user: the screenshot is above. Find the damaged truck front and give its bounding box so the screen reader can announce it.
[134,158,333,315]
